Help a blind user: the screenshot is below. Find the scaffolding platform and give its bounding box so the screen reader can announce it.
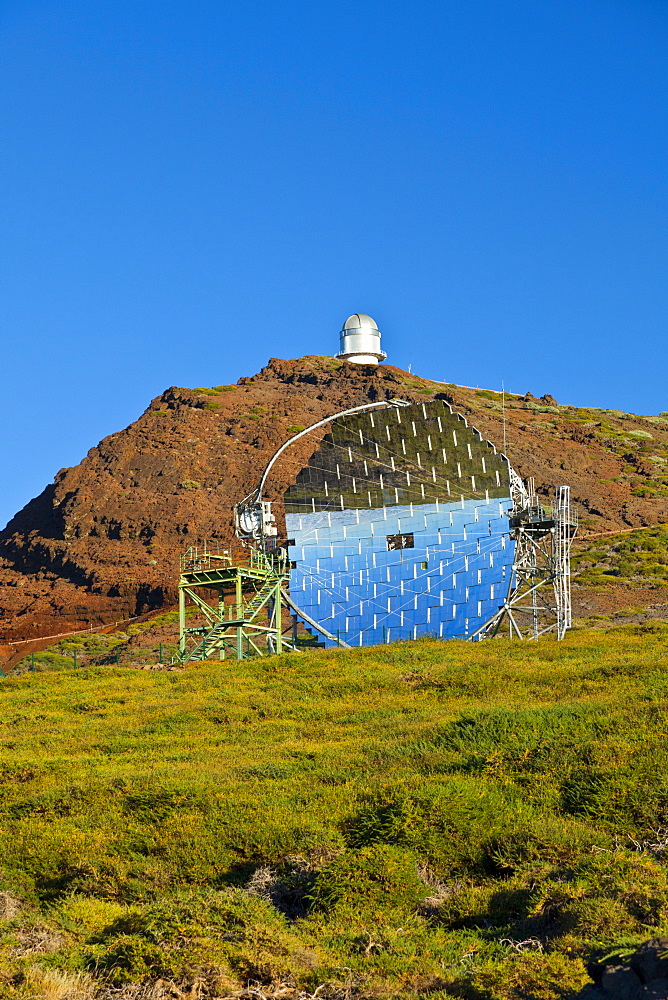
[177,543,295,663]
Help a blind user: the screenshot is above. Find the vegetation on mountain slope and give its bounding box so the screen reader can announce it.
[1,630,668,997]
[573,524,668,588]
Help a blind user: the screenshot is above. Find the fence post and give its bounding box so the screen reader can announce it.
[30,652,35,672]
[159,643,163,664]
[73,649,77,669]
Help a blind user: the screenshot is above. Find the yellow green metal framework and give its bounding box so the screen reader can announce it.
[177,543,292,663]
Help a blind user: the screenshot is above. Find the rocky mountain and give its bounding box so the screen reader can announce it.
[1,355,667,643]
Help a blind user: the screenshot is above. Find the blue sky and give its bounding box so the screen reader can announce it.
[1,0,667,528]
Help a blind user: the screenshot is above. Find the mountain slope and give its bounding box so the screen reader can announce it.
[1,355,667,642]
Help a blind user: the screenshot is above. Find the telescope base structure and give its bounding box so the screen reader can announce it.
[177,545,299,663]
[471,485,577,642]
[178,482,576,663]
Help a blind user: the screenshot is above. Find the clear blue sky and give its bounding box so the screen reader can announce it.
[1,0,667,529]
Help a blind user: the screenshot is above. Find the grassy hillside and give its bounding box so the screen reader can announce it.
[573,524,668,588]
[2,631,668,999]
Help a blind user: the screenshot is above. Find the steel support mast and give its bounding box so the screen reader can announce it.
[472,482,577,641]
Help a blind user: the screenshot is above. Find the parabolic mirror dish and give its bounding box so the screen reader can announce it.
[283,400,515,646]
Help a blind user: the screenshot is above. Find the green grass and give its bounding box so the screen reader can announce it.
[1,630,668,997]
[573,525,668,587]
[240,406,268,422]
[14,609,193,673]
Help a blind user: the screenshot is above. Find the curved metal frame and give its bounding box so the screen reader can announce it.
[281,588,351,649]
[234,399,411,545]
[254,398,409,502]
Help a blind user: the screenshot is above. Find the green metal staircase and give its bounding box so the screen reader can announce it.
[176,543,293,664]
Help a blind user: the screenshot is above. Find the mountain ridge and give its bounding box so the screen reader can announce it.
[1,355,667,642]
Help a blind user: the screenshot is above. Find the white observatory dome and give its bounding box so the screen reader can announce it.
[336,313,387,365]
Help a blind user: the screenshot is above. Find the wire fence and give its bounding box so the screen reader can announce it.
[11,642,181,675]
[8,628,449,675]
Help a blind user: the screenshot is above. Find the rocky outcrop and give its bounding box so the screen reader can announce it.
[586,939,668,999]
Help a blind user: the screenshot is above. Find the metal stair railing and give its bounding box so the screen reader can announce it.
[180,580,280,663]
[191,622,230,662]
[242,581,277,619]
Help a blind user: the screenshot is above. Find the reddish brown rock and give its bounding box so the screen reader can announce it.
[1,355,667,643]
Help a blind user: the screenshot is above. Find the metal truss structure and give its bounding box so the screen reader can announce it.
[177,543,296,663]
[472,480,578,641]
[176,542,352,664]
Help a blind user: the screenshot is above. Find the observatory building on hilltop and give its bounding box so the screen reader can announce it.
[175,315,578,663]
[336,313,387,365]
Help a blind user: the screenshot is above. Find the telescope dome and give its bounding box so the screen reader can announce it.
[343,314,380,332]
[337,313,387,365]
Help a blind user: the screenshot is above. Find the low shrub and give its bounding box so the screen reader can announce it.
[309,844,427,913]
